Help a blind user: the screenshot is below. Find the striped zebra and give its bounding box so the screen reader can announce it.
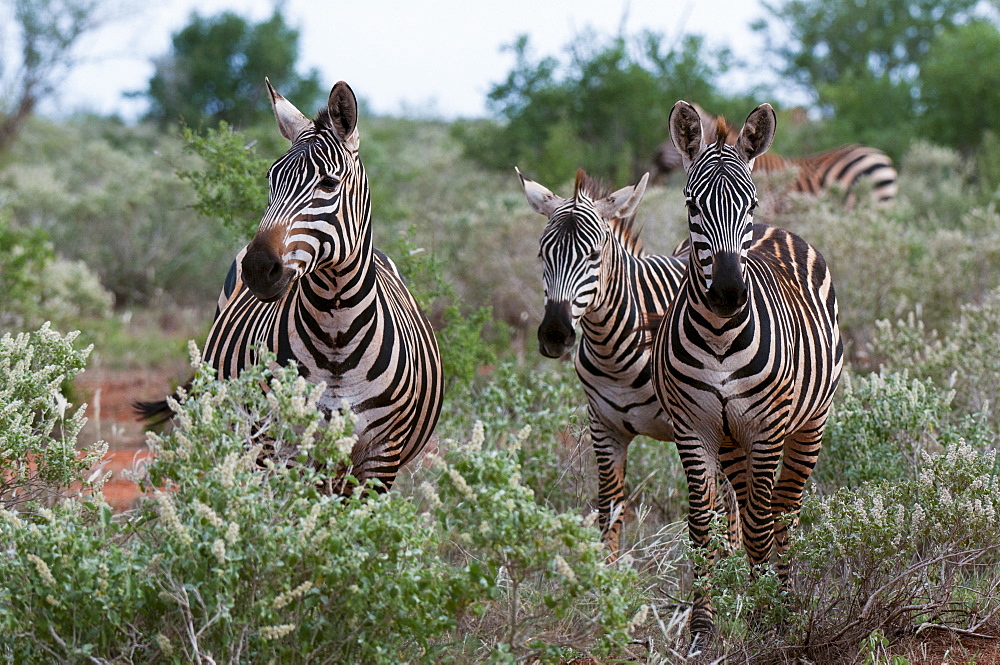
[518,167,742,559]
[653,106,898,207]
[140,80,443,493]
[651,101,843,640]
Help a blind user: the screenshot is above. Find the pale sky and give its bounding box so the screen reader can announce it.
[46,0,779,120]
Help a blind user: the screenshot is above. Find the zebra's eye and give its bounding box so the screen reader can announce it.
[686,200,701,217]
[317,176,339,190]
[749,201,759,215]
[589,249,601,261]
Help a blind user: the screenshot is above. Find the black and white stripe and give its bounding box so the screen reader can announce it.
[652,101,844,640]
[144,80,443,493]
[520,168,696,558]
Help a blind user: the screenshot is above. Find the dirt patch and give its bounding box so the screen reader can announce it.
[74,366,183,510]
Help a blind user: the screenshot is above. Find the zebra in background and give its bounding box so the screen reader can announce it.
[519,167,740,559]
[652,104,898,208]
[139,79,443,493]
[652,101,843,641]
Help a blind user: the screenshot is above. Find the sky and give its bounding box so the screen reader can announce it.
[44,0,778,121]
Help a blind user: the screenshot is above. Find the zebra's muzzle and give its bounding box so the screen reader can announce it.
[242,245,295,303]
[706,251,747,318]
[538,301,576,359]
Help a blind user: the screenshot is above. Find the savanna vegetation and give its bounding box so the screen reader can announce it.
[2,0,1000,662]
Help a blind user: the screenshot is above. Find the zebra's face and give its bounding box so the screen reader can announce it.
[518,168,648,359]
[537,198,607,357]
[684,163,758,318]
[242,80,364,303]
[669,100,776,319]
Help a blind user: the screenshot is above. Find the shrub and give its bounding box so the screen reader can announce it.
[0,212,53,331]
[0,324,107,509]
[816,371,994,490]
[872,286,1000,422]
[786,439,1000,661]
[767,165,1000,356]
[2,116,240,305]
[0,345,642,663]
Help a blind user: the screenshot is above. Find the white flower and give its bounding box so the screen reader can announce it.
[274,581,313,610]
[211,539,226,566]
[554,555,576,582]
[27,554,56,586]
[260,624,296,640]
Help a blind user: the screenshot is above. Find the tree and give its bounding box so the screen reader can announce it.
[455,30,755,186]
[139,9,323,128]
[919,20,1000,151]
[755,0,981,96]
[753,0,985,156]
[0,0,120,152]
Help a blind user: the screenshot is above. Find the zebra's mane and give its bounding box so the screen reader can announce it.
[573,169,644,256]
[713,116,735,146]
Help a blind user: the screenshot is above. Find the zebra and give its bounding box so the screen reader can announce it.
[651,101,844,641]
[139,79,443,493]
[519,167,743,559]
[653,106,898,208]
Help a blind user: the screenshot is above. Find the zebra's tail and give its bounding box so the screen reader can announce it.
[639,312,667,351]
[132,398,174,426]
[133,377,192,426]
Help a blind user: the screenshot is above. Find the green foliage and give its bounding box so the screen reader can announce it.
[765,142,1000,352]
[754,0,986,157]
[0,211,53,329]
[872,286,1000,421]
[919,20,1000,151]
[439,363,589,513]
[140,9,323,129]
[0,346,641,662]
[0,323,106,509]
[456,31,754,185]
[977,130,1000,204]
[784,439,1000,658]
[177,121,270,241]
[1,115,240,305]
[818,372,993,491]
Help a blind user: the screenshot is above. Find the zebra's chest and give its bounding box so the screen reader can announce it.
[576,342,672,440]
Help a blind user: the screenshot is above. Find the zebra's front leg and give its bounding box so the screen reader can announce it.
[590,413,633,561]
[677,436,721,641]
[742,441,783,570]
[773,419,825,582]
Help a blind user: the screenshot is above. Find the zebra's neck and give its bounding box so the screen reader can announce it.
[578,242,650,361]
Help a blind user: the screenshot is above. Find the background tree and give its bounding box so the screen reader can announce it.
[454,30,756,186]
[0,0,122,152]
[753,0,986,156]
[139,9,323,129]
[918,20,1000,151]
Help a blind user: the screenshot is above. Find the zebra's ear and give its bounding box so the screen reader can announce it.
[267,77,312,142]
[516,167,564,218]
[669,101,706,171]
[596,172,648,220]
[736,103,776,165]
[328,81,360,150]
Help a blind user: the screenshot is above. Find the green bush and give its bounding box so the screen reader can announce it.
[1,116,240,305]
[872,286,1000,422]
[0,212,53,331]
[816,371,994,490]
[0,343,642,663]
[786,439,1000,660]
[457,31,755,185]
[766,149,1000,354]
[0,324,107,509]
